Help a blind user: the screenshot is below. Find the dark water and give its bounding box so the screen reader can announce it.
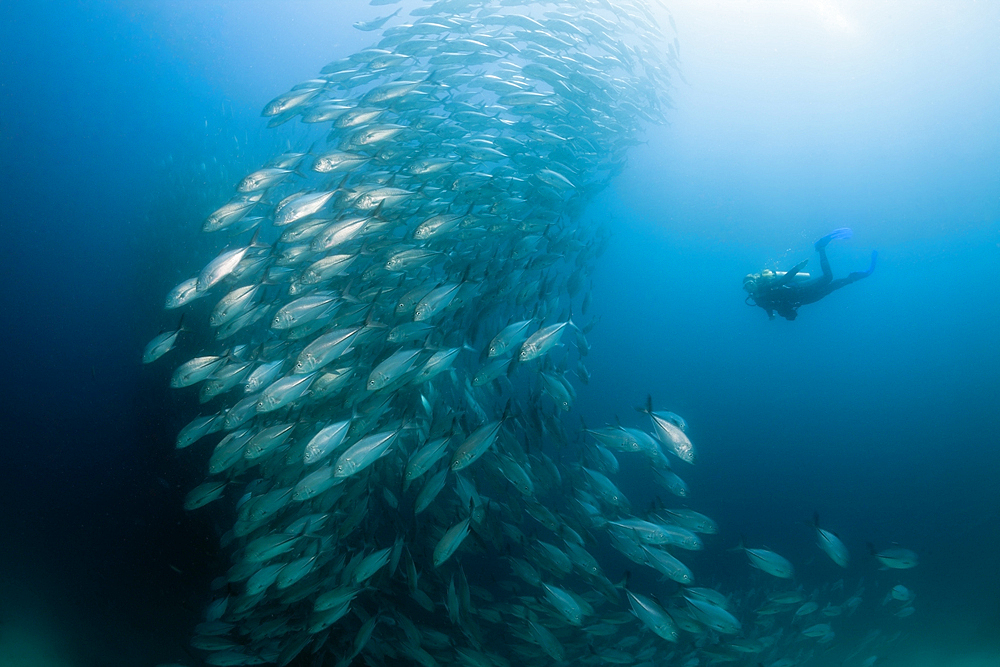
[1,1,998,665]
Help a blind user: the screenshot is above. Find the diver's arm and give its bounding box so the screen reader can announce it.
[750,292,777,320]
[772,260,809,287]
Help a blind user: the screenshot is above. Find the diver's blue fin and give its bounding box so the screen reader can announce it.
[848,251,877,280]
[865,250,877,275]
[814,227,854,250]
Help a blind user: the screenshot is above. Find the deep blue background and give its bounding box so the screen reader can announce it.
[1,1,997,665]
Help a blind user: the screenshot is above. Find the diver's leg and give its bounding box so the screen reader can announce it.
[796,254,834,304]
[796,250,876,306]
[821,251,876,294]
[816,246,833,285]
[827,254,876,292]
[796,282,831,305]
[824,279,852,292]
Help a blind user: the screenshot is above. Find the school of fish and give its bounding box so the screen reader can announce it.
[148,1,918,666]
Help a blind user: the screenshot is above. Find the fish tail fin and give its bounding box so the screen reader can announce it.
[866,542,876,556]
[813,511,820,528]
[581,315,600,334]
[249,226,267,249]
[503,356,518,379]
[363,293,386,329]
[728,535,747,553]
[297,514,322,538]
[293,149,311,180]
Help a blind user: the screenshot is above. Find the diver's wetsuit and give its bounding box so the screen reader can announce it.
[748,230,876,321]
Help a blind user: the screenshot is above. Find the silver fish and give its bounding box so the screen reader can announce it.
[302,420,351,465]
[814,514,850,568]
[487,319,533,358]
[171,355,226,388]
[432,517,471,567]
[353,9,399,32]
[450,419,502,471]
[142,317,185,363]
[197,232,266,292]
[518,317,574,362]
[869,543,918,569]
[333,429,399,478]
[627,590,679,642]
[203,194,262,233]
[404,436,450,486]
[741,545,795,579]
[413,283,460,321]
[164,277,202,310]
[256,372,317,413]
[274,191,337,227]
[367,348,422,390]
[237,168,293,193]
[685,595,742,635]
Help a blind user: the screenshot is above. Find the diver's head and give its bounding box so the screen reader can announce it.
[744,269,775,294]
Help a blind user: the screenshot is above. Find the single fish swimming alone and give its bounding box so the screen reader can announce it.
[353,9,399,31]
[869,543,919,569]
[814,513,850,568]
[738,543,795,579]
[142,315,185,363]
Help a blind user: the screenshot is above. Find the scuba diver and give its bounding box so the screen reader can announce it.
[744,228,877,320]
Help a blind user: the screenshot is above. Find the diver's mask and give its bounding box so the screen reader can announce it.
[744,269,776,295]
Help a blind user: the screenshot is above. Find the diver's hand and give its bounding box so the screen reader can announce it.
[788,259,808,275]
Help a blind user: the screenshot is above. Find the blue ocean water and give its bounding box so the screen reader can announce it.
[1,1,997,666]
